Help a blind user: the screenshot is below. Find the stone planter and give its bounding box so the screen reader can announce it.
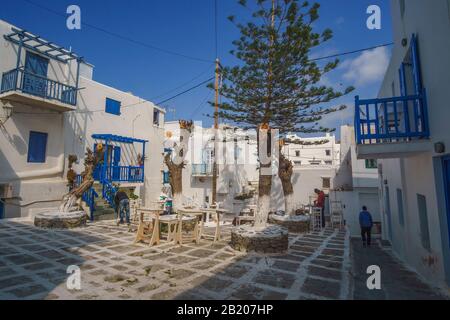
[34,211,87,229]
[268,214,310,233]
[230,225,288,253]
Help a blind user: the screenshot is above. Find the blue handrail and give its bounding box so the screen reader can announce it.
[102,180,118,210]
[1,68,77,106]
[74,174,98,221]
[354,88,429,145]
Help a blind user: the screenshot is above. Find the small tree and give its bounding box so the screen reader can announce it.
[164,120,194,210]
[215,0,353,227]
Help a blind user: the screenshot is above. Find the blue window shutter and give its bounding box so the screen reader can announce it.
[105,98,121,115]
[28,131,48,163]
[411,34,423,94]
[25,52,49,76]
[399,63,407,96]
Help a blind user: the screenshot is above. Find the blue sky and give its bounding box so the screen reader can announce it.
[1,0,393,136]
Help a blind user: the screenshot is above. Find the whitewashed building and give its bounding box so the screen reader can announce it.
[164,121,258,214]
[332,125,380,237]
[354,0,450,290]
[271,133,341,211]
[0,20,165,219]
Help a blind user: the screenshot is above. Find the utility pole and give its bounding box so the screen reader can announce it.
[212,58,220,206]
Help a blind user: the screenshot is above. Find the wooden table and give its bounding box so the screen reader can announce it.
[134,208,164,246]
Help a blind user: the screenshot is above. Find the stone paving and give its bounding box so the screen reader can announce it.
[0,219,350,300]
[350,238,448,300]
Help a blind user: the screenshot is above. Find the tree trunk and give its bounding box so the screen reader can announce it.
[279,153,295,216]
[164,153,184,210]
[164,120,193,211]
[254,125,272,228]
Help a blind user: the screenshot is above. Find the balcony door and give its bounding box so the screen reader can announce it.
[23,52,49,98]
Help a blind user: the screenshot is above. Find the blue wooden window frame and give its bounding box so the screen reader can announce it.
[442,155,450,249]
[27,131,48,163]
[411,34,422,95]
[105,98,121,115]
[0,199,4,219]
[365,159,378,169]
[163,171,170,184]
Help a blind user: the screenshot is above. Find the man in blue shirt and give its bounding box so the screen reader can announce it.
[359,206,373,247]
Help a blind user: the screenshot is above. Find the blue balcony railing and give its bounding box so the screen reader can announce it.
[192,163,213,175]
[1,68,77,106]
[355,88,429,145]
[94,165,144,183]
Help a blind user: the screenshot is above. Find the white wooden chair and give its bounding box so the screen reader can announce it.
[330,201,344,229]
[175,209,203,246]
[128,199,142,232]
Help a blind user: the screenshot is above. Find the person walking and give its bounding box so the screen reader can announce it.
[314,188,326,228]
[359,206,373,247]
[114,189,130,225]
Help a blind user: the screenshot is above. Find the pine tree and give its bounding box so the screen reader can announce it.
[214,0,353,226]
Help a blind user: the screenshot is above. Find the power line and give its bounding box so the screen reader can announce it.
[21,0,214,64]
[150,64,214,101]
[156,77,215,105]
[311,43,394,62]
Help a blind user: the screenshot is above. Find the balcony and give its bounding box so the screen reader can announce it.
[355,89,431,159]
[0,68,77,112]
[192,164,213,176]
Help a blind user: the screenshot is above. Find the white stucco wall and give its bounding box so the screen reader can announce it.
[65,77,166,206]
[374,0,450,289]
[0,20,76,218]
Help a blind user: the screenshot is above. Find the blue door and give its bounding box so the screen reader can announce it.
[23,52,49,97]
[112,146,121,180]
[443,156,450,248]
[0,199,4,219]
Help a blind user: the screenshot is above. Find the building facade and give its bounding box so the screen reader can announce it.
[0,20,165,219]
[354,0,450,290]
[332,125,380,237]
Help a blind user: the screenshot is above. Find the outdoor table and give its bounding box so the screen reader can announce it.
[200,208,223,242]
[134,208,164,246]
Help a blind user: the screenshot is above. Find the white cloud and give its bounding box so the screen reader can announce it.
[319,102,354,131]
[341,46,390,86]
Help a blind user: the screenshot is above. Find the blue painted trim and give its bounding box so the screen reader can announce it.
[354,91,429,145]
[92,134,148,144]
[105,98,121,115]
[443,155,450,249]
[0,199,4,219]
[27,131,48,163]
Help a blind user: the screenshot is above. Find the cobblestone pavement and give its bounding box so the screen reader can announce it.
[350,238,448,300]
[0,220,350,300]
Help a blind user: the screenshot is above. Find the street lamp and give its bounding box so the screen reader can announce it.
[0,102,13,125]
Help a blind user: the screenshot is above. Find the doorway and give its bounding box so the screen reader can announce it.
[443,156,450,249]
[384,186,393,242]
[23,52,49,97]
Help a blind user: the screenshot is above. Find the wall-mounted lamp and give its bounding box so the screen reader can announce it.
[434,142,446,154]
[0,102,13,125]
[401,38,408,47]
